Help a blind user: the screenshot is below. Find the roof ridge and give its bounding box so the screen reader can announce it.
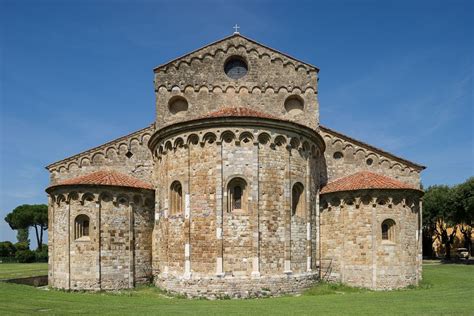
[153,33,319,72]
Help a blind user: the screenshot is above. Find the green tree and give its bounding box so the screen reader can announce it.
[5,204,48,250]
[16,228,29,245]
[452,177,474,254]
[423,185,457,259]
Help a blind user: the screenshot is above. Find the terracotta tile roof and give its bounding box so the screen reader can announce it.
[320,171,420,194]
[203,107,278,120]
[48,170,154,191]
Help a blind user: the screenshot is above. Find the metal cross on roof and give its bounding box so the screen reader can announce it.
[233,24,240,34]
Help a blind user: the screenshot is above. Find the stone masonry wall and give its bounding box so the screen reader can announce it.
[320,127,423,187]
[151,122,323,296]
[319,190,422,290]
[48,186,154,290]
[46,125,154,185]
[154,35,319,130]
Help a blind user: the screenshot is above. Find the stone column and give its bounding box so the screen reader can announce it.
[306,154,312,272]
[67,200,71,290]
[315,190,320,275]
[95,201,101,289]
[341,198,345,283]
[252,140,260,278]
[284,145,292,274]
[184,144,191,279]
[371,198,377,289]
[48,197,54,286]
[215,140,224,276]
[129,201,135,288]
[418,199,423,281]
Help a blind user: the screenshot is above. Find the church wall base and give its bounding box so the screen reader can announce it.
[154,273,318,299]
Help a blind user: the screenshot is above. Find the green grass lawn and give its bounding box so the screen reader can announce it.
[0,264,473,315]
[0,263,48,280]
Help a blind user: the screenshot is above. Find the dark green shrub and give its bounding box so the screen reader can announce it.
[0,241,16,257]
[15,241,30,251]
[35,247,48,262]
[16,249,36,263]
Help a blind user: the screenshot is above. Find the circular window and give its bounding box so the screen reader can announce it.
[284,95,304,115]
[333,151,343,159]
[168,96,188,115]
[224,56,248,79]
[366,158,373,165]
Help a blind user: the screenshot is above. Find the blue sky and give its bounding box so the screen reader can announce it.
[1,0,472,245]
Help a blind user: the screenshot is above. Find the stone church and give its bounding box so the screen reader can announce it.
[45,32,425,298]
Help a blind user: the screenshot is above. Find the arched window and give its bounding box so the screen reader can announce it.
[170,181,183,215]
[292,182,305,217]
[75,214,90,240]
[227,177,247,212]
[381,219,396,242]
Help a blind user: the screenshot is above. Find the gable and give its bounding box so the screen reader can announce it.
[154,34,320,130]
[153,33,319,73]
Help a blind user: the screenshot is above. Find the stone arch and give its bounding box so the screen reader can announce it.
[239,131,253,144]
[274,135,287,147]
[130,137,141,146]
[291,182,305,217]
[391,163,402,173]
[381,219,396,242]
[257,132,271,145]
[74,214,90,240]
[68,191,79,203]
[366,153,378,166]
[284,95,304,115]
[290,137,300,149]
[67,162,79,171]
[226,177,248,212]
[118,143,129,155]
[168,96,189,115]
[202,132,217,145]
[116,194,130,207]
[221,130,235,143]
[353,148,366,160]
[302,141,310,152]
[81,192,95,205]
[99,191,113,203]
[141,133,151,144]
[187,133,199,146]
[173,137,184,149]
[380,159,391,169]
[132,194,143,206]
[144,197,154,209]
[164,141,173,152]
[56,194,66,206]
[105,147,118,159]
[377,195,389,206]
[92,152,105,164]
[169,180,183,215]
